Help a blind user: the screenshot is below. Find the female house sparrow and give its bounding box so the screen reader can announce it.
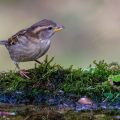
[0,19,64,78]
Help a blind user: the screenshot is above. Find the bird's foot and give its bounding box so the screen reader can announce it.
[18,69,30,79]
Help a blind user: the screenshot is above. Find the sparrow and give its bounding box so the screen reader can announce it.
[0,19,64,78]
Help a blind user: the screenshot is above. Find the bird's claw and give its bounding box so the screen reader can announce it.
[18,70,30,79]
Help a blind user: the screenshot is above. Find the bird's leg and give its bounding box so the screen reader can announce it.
[34,59,42,64]
[13,61,30,79]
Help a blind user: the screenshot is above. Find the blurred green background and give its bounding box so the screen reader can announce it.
[0,0,120,71]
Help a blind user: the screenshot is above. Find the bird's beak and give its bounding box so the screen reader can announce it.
[53,25,64,32]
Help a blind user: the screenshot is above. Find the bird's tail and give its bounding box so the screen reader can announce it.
[0,40,8,45]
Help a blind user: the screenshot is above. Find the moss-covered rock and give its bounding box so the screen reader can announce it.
[0,56,119,104]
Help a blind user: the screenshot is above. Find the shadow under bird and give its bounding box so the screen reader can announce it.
[0,19,64,79]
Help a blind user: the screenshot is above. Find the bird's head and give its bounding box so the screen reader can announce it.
[30,19,64,40]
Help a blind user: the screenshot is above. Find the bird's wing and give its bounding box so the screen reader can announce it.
[8,29,27,45]
[7,27,40,45]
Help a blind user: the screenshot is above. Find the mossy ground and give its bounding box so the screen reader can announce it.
[0,56,119,103]
[0,56,120,119]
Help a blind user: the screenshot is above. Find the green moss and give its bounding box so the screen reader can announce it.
[0,56,120,101]
[108,75,120,82]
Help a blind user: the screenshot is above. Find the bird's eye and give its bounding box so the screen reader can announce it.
[48,27,53,30]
